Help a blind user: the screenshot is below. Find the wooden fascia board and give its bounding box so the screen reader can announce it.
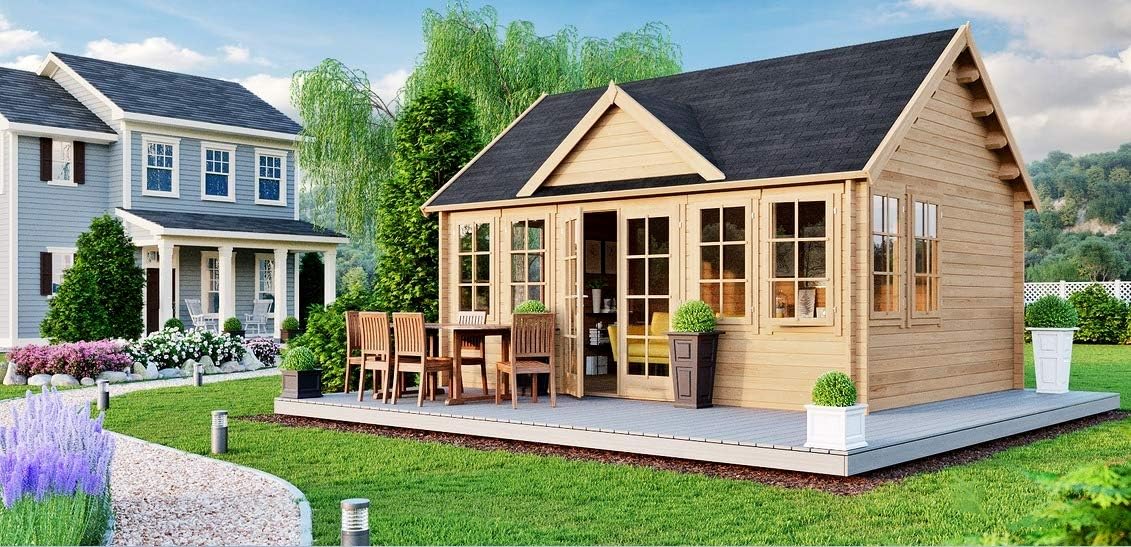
[515,84,618,197]
[611,87,725,182]
[420,93,549,215]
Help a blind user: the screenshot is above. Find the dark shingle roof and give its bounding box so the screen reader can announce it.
[0,67,114,133]
[430,28,956,207]
[54,52,302,135]
[123,209,345,240]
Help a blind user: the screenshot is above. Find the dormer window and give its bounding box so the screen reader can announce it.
[255,148,286,206]
[201,142,236,202]
[142,135,180,197]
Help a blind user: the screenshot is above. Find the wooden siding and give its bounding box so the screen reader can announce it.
[543,106,694,187]
[866,68,1023,410]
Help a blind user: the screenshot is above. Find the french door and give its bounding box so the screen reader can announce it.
[557,207,584,397]
[618,204,679,400]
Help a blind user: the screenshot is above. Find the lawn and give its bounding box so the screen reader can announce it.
[98,344,1131,545]
[1025,343,1130,405]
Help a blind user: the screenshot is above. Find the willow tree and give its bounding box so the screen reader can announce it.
[291,2,682,237]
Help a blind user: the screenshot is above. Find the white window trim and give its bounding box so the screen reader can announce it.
[201,251,220,315]
[45,246,76,298]
[141,134,181,198]
[254,147,287,206]
[47,139,77,187]
[254,252,277,318]
[200,141,237,202]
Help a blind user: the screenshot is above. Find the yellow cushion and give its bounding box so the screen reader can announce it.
[650,312,669,337]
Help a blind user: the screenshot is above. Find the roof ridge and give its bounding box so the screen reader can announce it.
[51,51,245,87]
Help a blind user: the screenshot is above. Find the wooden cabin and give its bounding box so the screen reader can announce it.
[421,25,1038,411]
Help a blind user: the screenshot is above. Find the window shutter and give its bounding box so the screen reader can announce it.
[39,138,52,182]
[40,252,53,296]
[74,141,86,184]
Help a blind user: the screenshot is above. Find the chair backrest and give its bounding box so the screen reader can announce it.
[358,312,389,356]
[391,312,427,358]
[649,311,670,337]
[184,298,203,318]
[344,311,362,352]
[457,311,486,325]
[250,299,273,321]
[512,313,555,359]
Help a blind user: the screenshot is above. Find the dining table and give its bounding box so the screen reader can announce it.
[425,322,511,405]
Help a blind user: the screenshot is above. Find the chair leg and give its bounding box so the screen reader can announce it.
[549,370,557,408]
[495,369,502,405]
[480,362,488,394]
[344,363,352,394]
[428,372,437,401]
[356,368,366,402]
[532,374,538,403]
[372,368,381,400]
[391,361,401,405]
[510,370,519,409]
[417,371,426,407]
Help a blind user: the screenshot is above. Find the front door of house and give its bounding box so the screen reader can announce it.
[145,268,176,333]
[556,206,585,397]
[618,204,679,400]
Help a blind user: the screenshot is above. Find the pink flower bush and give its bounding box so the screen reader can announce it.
[10,340,133,379]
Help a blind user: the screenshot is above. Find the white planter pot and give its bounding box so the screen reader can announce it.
[1028,327,1077,394]
[591,289,602,314]
[804,403,868,451]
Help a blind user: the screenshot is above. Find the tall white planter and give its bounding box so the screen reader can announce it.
[591,289,602,313]
[1028,327,1077,394]
[804,403,867,451]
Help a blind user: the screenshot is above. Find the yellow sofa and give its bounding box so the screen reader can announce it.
[608,312,669,365]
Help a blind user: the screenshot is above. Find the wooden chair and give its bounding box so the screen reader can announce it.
[391,313,452,407]
[496,312,556,409]
[342,311,363,393]
[356,312,392,402]
[457,311,489,394]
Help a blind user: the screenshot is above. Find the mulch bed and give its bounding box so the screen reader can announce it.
[248,410,1127,495]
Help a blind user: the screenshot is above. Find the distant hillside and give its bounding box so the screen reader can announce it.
[1025,143,1131,282]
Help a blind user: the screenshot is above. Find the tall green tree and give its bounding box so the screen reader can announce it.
[42,215,145,342]
[375,86,480,319]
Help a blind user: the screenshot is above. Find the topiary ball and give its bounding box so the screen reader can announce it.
[671,300,717,333]
[514,300,547,314]
[811,371,858,407]
[163,318,185,331]
[1025,295,1079,329]
[280,346,317,371]
[281,316,301,331]
[223,317,243,332]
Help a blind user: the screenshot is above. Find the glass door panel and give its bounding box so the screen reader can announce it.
[619,206,677,400]
[558,211,583,397]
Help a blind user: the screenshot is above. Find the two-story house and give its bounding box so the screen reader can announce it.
[0,53,347,348]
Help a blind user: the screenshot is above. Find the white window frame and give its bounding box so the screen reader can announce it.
[201,251,220,315]
[254,252,276,318]
[45,246,76,297]
[200,142,237,202]
[254,148,287,206]
[141,134,180,198]
[48,140,77,187]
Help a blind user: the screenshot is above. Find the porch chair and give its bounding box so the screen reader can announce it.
[457,310,489,395]
[184,298,218,332]
[342,311,363,393]
[390,313,453,407]
[356,312,393,402]
[244,299,273,336]
[496,312,556,409]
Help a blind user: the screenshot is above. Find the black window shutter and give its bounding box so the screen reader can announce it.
[40,252,53,296]
[74,141,85,184]
[39,138,52,182]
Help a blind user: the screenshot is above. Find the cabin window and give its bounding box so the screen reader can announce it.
[202,143,236,201]
[509,220,545,310]
[698,205,746,318]
[769,199,831,323]
[458,222,491,313]
[913,200,940,315]
[255,149,287,206]
[50,140,74,185]
[872,195,900,315]
[142,135,179,197]
[202,252,220,314]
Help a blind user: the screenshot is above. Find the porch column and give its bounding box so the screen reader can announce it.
[323,248,337,305]
[218,245,235,324]
[273,248,288,338]
[157,240,175,325]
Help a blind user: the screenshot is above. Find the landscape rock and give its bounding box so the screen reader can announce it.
[201,356,221,374]
[143,362,159,380]
[27,374,52,387]
[181,359,198,375]
[219,362,241,374]
[158,368,183,379]
[126,373,142,382]
[240,353,264,371]
[98,371,129,383]
[80,377,96,386]
[198,356,215,369]
[50,374,80,387]
[3,362,26,385]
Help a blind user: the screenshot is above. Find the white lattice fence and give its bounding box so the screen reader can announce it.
[1024,280,1131,304]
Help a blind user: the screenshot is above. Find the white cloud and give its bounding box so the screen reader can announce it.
[1,53,43,71]
[221,45,250,63]
[0,15,48,56]
[236,73,296,119]
[373,68,408,104]
[84,37,211,71]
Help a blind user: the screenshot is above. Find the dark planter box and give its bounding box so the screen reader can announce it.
[281,329,301,343]
[224,329,245,338]
[281,369,323,399]
[668,332,720,409]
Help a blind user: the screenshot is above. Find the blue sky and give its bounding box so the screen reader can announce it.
[1,1,1129,158]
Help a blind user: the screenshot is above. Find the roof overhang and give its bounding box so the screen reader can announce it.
[0,120,119,143]
[115,209,349,247]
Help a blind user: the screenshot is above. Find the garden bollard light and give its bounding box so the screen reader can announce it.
[96,379,109,411]
[211,410,228,454]
[341,498,370,546]
[193,362,203,387]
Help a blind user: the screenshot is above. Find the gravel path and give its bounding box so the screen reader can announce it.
[0,369,310,546]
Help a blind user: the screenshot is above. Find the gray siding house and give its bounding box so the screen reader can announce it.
[0,53,347,348]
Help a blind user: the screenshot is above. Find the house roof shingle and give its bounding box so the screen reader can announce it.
[53,52,303,135]
[122,209,346,240]
[0,67,114,134]
[429,28,957,207]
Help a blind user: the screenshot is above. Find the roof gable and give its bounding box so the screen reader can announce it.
[0,67,114,134]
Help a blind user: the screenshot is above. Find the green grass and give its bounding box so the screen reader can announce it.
[99,344,1131,545]
[0,493,110,546]
[1025,343,1131,406]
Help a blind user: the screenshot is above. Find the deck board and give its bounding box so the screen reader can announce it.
[274,389,1119,476]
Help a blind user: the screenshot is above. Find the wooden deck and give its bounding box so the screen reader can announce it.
[274,389,1119,476]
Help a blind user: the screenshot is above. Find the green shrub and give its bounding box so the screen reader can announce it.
[671,300,717,333]
[810,371,858,407]
[223,317,242,332]
[163,318,185,331]
[1025,295,1079,329]
[282,316,300,331]
[1068,284,1128,343]
[280,346,317,371]
[514,300,547,313]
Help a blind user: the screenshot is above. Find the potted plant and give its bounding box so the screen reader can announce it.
[667,300,720,409]
[163,317,185,331]
[804,371,867,451]
[280,316,301,342]
[222,317,244,338]
[279,346,321,399]
[514,300,547,313]
[586,278,607,314]
[1025,295,1079,394]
